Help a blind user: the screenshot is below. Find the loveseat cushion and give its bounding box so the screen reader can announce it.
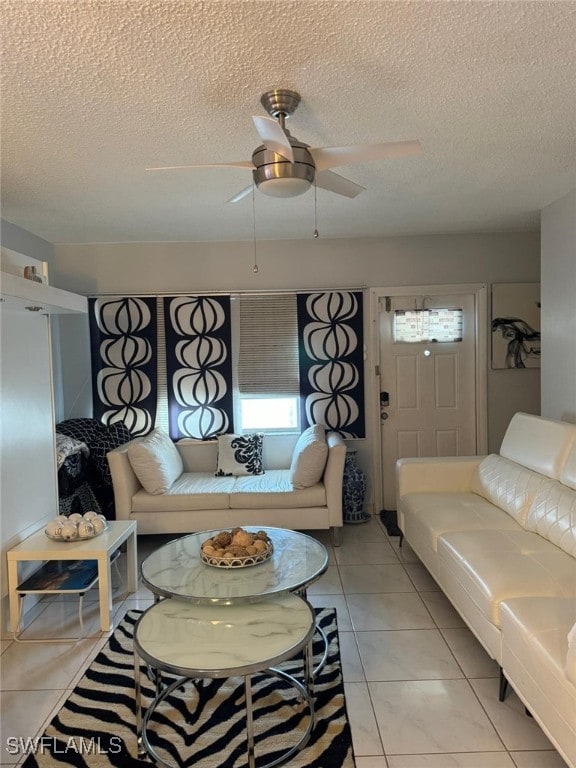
[525,480,576,557]
[132,472,234,511]
[290,425,328,489]
[438,529,576,627]
[127,429,184,494]
[229,470,326,509]
[471,454,556,526]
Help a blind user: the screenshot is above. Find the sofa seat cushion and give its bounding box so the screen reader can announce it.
[402,492,520,553]
[500,597,576,745]
[132,472,234,512]
[230,470,326,509]
[438,530,576,627]
[471,454,557,526]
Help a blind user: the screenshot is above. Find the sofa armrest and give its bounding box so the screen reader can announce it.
[107,443,142,520]
[396,456,485,498]
[324,432,347,527]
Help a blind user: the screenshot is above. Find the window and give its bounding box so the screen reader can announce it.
[394,308,463,343]
[240,396,299,431]
[235,294,300,433]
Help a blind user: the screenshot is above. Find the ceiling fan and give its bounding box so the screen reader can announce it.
[146,89,422,203]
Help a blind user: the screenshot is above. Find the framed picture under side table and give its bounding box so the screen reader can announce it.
[7,520,137,637]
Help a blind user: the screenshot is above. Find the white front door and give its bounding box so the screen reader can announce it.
[379,292,478,510]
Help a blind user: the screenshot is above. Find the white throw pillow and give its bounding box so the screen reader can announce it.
[215,433,264,476]
[127,429,183,495]
[290,425,328,489]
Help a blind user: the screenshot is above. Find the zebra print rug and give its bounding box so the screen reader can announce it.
[22,607,355,768]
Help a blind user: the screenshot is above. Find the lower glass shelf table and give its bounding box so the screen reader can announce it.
[134,593,316,768]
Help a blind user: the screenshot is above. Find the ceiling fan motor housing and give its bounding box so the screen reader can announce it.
[252,137,315,197]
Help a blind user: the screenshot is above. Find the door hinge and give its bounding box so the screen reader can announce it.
[375,364,380,377]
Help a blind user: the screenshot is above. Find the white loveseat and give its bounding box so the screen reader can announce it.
[397,412,576,767]
[107,431,346,543]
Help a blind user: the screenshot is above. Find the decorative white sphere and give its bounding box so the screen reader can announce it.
[69,513,83,524]
[83,510,98,520]
[56,515,68,524]
[46,520,63,538]
[77,521,95,538]
[91,517,106,534]
[60,522,78,541]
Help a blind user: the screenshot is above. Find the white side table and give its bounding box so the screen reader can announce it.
[7,520,138,635]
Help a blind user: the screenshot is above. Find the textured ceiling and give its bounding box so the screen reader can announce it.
[1,0,575,244]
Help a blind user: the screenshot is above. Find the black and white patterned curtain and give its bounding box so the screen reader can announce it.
[88,297,157,436]
[297,291,365,438]
[164,296,233,440]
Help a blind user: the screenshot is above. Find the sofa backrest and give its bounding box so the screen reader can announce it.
[525,481,576,557]
[560,442,576,491]
[176,434,300,472]
[472,454,557,526]
[499,412,576,480]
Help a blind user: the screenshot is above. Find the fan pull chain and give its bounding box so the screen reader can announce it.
[251,185,259,273]
[313,180,319,238]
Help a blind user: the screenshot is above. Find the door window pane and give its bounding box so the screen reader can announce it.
[394,309,463,343]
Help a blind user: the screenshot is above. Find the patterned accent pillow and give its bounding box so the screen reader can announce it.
[56,418,103,446]
[215,433,264,477]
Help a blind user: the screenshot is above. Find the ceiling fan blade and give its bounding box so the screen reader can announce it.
[145,161,253,171]
[310,140,422,172]
[252,116,294,162]
[226,185,254,204]
[315,170,366,198]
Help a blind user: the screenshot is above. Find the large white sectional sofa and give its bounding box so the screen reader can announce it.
[108,430,347,542]
[397,412,576,767]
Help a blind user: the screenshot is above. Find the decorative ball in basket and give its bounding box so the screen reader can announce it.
[46,511,108,541]
[201,528,273,568]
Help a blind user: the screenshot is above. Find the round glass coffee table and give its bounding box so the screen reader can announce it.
[141,526,329,673]
[134,593,316,768]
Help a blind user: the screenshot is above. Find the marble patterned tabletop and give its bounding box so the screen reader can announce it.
[134,593,315,676]
[140,526,328,604]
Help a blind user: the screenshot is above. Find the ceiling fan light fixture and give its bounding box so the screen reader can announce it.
[252,142,315,198]
[257,176,312,198]
[146,88,422,205]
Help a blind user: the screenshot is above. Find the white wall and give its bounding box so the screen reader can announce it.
[53,233,540,296]
[52,232,541,509]
[0,223,57,629]
[541,189,576,423]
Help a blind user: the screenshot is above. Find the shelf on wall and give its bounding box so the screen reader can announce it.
[0,272,87,314]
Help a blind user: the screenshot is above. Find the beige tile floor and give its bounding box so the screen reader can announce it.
[0,516,568,767]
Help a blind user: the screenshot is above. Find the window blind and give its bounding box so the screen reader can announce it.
[237,294,299,395]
